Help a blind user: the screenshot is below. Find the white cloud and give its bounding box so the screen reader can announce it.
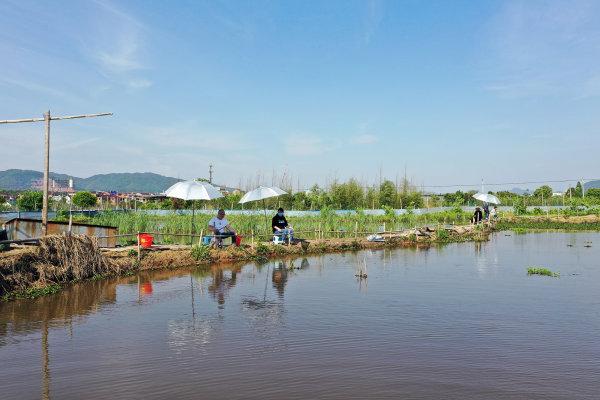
[54,137,100,151]
[128,79,153,89]
[483,0,600,98]
[362,0,385,45]
[0,76,82,103]
[283,135,333,156]
[351,134,378,145]
[86,1,152,89]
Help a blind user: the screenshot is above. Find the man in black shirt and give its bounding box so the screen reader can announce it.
[272,208,293,241]
[272,207,289,232]
[472,206,483,224]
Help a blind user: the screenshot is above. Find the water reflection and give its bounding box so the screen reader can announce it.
[167,312,225,355]
[208,266,240,308]
[41,320,50,400]
[0,278,120,343]
[3,234,599,399]
[272,262,289,298]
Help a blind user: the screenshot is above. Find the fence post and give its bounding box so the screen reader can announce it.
[251,228,254,246]
[355,221,358,238]
[199,229,204,245]
[137,231,141,263]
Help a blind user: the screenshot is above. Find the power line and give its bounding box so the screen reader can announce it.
[292,178,597,193]
[420,178,597,189]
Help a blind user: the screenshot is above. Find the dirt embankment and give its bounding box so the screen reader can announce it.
[1,225,490,300]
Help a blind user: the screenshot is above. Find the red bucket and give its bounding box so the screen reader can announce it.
[235,235,242,246]
[139,234,153,248]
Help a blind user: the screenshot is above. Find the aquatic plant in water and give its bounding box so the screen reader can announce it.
[527,267,559,277]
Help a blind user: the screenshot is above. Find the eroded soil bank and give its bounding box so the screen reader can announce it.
[1,225,490,300]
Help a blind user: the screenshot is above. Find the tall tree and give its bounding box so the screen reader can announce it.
[72,191,98,208]
[379,180,397,207]
[16,191,43,211]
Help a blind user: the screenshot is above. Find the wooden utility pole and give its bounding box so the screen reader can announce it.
[0,111,112,235]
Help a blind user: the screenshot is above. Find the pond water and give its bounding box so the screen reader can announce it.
[1,232,599,399]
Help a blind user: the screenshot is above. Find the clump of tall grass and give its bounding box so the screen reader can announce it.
[77,209,473,245]
[191,245,212,262]
[436,229,450,241]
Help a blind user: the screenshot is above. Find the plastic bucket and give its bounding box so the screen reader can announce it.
[201,236,212,246]
[139,234,153,248]
[235,235,242,246]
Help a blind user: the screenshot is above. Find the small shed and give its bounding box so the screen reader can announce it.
[2,218,118,248]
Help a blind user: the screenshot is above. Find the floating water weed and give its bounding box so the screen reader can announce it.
[527,267,559,277]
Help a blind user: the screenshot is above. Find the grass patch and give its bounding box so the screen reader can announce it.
[498,219,600,232]
[191,245,212,262]
[1,284,62,301]
[436,229,450,241]
[527,267,559,277]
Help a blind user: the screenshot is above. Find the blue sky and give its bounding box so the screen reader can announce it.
[1,0,599,191]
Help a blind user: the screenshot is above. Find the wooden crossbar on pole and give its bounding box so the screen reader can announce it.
[0,111,113,235]
[0,113,112,124]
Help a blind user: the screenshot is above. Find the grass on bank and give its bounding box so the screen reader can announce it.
[1,284,61,301]
[497,220,600,232]
[57,208,474,245]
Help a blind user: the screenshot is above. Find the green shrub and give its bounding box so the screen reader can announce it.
[437,229,449,241]
[513,198,527,215]
[255,242,270,257]
[191,245,211,262]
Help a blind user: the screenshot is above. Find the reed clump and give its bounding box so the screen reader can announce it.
[36,235,118,283]
[1,234,119,299]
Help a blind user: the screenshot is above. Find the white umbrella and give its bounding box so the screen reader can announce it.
[239,186,287,233]
[472,192,501,205]
[165,181,223,238]
[239,186,287,204]
[165,180,223,201]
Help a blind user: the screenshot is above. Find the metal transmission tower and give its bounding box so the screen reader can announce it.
[0,111,113,235]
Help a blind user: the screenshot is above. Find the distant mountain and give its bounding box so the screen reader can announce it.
[0,169,180,193]
[584,180,600,190]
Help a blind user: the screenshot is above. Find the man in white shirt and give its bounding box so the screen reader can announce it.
[208,209,236,246]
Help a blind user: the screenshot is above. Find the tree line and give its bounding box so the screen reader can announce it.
[6,181,600,212]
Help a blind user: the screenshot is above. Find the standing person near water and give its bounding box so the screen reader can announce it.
[272,208,293,240]
[482,202,490,220]
[472,207,483,224]
[490,206,498,220]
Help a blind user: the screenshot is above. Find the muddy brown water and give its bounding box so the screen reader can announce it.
[1,232,599,400]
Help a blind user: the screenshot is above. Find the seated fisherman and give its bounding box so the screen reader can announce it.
[272,208,293,240]
[208,209,236,246]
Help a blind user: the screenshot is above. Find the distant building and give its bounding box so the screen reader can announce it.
[213,184,241,195]
[31,177,75,194]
